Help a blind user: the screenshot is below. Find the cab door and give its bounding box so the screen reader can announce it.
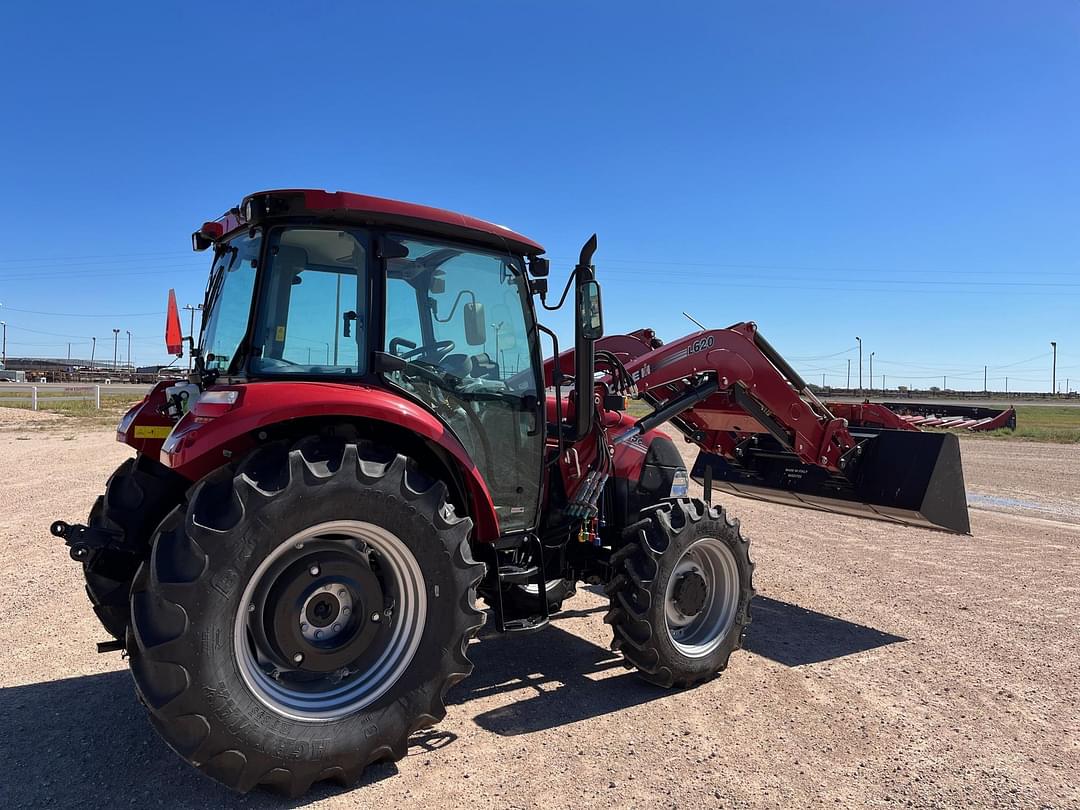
[382,236,544,533]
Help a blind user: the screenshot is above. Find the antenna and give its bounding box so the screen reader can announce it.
[682,311,707,331]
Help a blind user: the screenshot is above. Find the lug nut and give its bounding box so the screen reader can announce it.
[343,607,351,616]
[293,652,304,664]
[338,589,347,599]
[315,629,323,639]
[332,623,341,632]
[300,622,308,631]
[309,564,320,577]
[371,612,381,623]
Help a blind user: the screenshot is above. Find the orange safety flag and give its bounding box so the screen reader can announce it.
[166,289,183,355]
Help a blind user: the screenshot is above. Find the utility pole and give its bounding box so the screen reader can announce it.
[112,328,120,372]
[1005,377,1008,395]
[943,375,947,391]
[0,321,6,367]
[846,358,851,389]
[1051,341,1057,395]
[882,373,885,394]
[126,330,132,376]
[869,352,875,397]
[984,365,987,393]
[822,373,826,389]
[856,336,862,394]
[182,305,202,372]
[90,337,96,371]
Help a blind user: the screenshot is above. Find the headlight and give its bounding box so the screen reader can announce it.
[669,469,690,498]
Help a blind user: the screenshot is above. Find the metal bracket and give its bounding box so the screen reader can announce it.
[49,520,123,562]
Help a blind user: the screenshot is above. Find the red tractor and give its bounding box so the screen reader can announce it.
[52,190,968,796]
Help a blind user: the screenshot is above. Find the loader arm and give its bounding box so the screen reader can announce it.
[612,322,857,472]
[590,323,970,534]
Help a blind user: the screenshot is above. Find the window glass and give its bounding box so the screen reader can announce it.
[250,228,367,375]
[382,236,542,532]
[200,230,261,375]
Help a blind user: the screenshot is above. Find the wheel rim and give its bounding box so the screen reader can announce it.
[663,537,740,658]
[234,520,427,721]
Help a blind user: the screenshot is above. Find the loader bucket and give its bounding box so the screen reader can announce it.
[690,430,970,534]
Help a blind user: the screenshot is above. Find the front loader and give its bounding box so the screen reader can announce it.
[51,189,969,796]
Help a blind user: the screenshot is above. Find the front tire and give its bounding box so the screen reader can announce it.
[127,438,485,796]
[82,455,187,639]
[604,499,754,688]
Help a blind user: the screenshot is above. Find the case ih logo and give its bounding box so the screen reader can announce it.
[630,364,652,382]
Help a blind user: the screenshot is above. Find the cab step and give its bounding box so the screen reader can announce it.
[501,616,550,634]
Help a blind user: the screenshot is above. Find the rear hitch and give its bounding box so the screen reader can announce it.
[49,520,122,562]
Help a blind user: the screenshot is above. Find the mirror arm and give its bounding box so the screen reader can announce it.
[539,268,577,311]
[432,289,476,323]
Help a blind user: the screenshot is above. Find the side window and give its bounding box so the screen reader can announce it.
[251,228,367,375]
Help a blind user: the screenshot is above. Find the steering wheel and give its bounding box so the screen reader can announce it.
[400,339,456,364]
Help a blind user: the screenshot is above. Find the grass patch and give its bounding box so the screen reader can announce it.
[0,393,141,427]
[981,405,1080,444]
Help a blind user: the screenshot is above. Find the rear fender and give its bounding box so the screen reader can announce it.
[159,382,501,540]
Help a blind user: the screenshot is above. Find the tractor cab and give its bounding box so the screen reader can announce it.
[189,202,550,533]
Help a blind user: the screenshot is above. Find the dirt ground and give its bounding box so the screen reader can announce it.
[0,411,1077,809]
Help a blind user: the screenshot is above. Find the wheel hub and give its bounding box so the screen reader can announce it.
[300,581,354,643]
[235,521,428,721]
[254,549,386,675]
[672,571,708,617]
[663,537,741,658]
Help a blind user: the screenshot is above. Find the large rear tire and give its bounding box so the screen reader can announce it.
[83,455,187,639]
[127,438,485,796]
[604,499,754,688]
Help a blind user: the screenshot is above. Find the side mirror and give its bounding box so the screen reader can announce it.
[529,256,550,277]
[464,302,487,345]
[430,270,446,295]
[577,280,603,340]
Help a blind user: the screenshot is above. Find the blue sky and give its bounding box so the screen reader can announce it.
[1,2,1077,391]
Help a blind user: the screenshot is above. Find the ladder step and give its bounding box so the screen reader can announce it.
[497,564,539,586]
[501,616,549,634]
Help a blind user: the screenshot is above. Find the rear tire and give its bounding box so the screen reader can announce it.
[127,438,485,796]
[604,499,754,688]
[82,455,187,639]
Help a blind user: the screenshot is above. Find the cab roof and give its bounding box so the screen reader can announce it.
[197,189,544,256]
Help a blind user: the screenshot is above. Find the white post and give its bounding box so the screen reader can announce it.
[95,385,101,409]
[32,386,38,411]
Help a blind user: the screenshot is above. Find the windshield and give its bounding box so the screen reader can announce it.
[200,230,261,375]
[249,227,368,376]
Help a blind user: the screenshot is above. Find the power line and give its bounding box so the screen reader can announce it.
[0,306,164,317]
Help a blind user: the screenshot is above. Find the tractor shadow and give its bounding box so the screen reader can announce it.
[0,668,398,808]
[449,594,905,736]
[0,596,903,806]
[743,595,907,667]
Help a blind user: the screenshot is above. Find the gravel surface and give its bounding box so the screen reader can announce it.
[0,418,1077,808]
